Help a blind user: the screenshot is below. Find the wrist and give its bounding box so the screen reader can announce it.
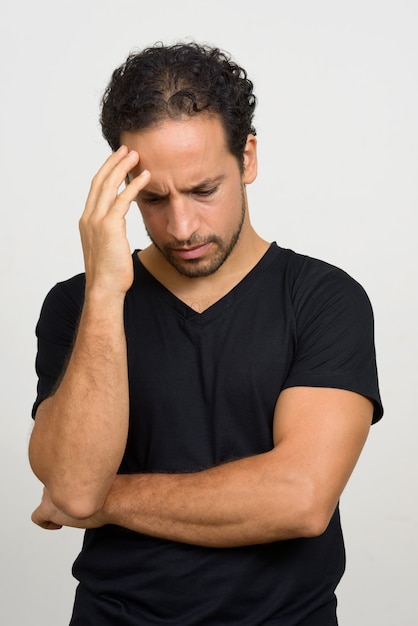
[101,475,126,526]
[82,288,127,326]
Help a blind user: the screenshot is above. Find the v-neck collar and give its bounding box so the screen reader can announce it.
[132,243,281,325]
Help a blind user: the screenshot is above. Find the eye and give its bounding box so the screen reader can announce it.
[147,197,163,204]
[140,195,164,206]
[195,187,218,198]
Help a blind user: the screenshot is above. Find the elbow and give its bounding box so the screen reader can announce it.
[271,478,335,540]
[29,424,109,520]
[256,502,332,544]
[298,508,332,538]
[293,489,335,538]
[49,487,105,520]
[29,454,102,521]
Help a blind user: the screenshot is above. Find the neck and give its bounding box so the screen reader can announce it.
[139,226,269,312]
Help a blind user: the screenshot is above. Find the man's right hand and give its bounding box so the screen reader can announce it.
[79,145,151,298]
[29,147,150,519]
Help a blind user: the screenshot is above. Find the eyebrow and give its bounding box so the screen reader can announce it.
[139,175,226,200]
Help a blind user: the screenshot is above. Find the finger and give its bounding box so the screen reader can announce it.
[88,145,129,192]
[83,147,139,219]
[84,146,128,209]
[41,521,63,530]
[89,168,151,227]
[116,169,151,207]
[83,165,151,229]
[31,509,62,530]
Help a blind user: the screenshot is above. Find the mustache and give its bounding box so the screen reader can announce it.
[164,234,221,249]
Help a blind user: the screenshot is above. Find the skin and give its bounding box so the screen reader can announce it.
[125,114,267,309]
[29,114,373,546]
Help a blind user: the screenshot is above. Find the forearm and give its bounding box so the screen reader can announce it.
[30,148,154,518]
[100,452,323,547]
[29,292,129,518]
[32,389,372,546]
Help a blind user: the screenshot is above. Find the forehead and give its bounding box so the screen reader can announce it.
[121,114,232,173]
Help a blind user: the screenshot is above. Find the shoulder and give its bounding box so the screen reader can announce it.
[272,246,382,422]
[41,272,86,312]
[37,273,86,340]
[272,243,361,285]
[271,244,373,315]
[269,245,377,368]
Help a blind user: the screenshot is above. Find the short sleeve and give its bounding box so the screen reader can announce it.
[32,274,85,418]
[283,261,383,423]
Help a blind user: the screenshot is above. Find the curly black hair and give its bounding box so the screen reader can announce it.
[100,42,257,169]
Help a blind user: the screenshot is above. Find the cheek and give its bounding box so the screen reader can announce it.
[137,203,157,224]
[139,209,169,241]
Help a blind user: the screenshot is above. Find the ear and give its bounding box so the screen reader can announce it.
[242,134,258,184]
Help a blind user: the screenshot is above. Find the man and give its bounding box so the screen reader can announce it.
[29,42,383,625]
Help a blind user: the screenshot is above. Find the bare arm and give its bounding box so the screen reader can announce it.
[32,387,373,545]
[29,147,151,519]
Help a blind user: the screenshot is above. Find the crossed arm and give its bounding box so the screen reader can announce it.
[29,146,374,548]
[31,385,372,547]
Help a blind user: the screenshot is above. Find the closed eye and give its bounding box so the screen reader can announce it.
[138,180,222,205]
[145,196,164,204]
[194,187,218,198]
[139,194,166,205]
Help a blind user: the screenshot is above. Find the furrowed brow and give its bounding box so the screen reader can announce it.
[188,175,225,193]
[139,190,167,201]
[137,175,226,201]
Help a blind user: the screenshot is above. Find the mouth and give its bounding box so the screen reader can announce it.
[171,242,212,261]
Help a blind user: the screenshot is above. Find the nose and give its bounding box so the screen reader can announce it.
[166,196,201,242]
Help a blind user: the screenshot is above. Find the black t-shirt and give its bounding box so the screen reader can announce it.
[33,243,383,625]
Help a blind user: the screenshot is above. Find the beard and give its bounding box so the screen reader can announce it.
[146,189,246,279]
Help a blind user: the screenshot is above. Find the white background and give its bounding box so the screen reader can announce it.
[1,1,417,624]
